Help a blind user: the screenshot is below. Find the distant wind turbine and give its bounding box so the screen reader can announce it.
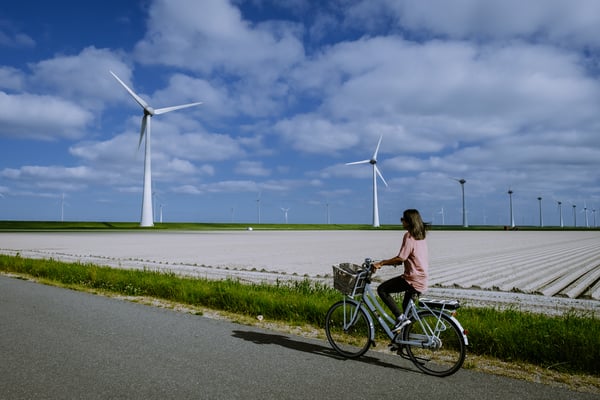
[582,202,589,228]
[453,178,468,227]
[537,197,543,227]
[346,135,388,227]
[572,203,577,227]
[438,207,445,225]
[159,203,165,223]
[557,201,564,228]
[281,207,290,224]
[60,193,65,222]
[507,188,515,228]
[110,71,202,227]
[256,191,262,224]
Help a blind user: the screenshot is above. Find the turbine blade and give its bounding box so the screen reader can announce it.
[138,115,148,150]
[346,159,370,165]
[372,135,383,160]
[110,71,150,110]
[154,102,203,115]
[375,165,388,187]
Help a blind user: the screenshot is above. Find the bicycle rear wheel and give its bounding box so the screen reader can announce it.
[325,300,371,358]
[403,310,466,377]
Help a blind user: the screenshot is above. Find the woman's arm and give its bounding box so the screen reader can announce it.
[374,256,404,269]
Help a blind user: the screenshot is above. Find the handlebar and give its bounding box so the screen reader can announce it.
[362,258,377,277]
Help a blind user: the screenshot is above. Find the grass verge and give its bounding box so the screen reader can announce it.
[1,254,598,381]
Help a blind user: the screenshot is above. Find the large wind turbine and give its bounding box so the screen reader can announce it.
[110,71,202,227]
[507,188,515,228]
[346,135,388,227]
[454,178,468,227]
[557,200,564,227]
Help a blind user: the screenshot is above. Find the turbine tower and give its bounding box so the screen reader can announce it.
[110,71,202,227]
[346,135,388,227]
[281,207,290,224]
[454,178,468,227]
[582,202,589,228]
[537,196,543,227]
[557,201,563,228]
[507,188,515,228]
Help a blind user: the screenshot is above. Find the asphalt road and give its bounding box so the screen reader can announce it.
[0,275,595,400]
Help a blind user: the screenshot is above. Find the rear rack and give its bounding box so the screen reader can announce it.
[419,298,460,310]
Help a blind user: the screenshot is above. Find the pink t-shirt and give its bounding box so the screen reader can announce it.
[397,232,429,293]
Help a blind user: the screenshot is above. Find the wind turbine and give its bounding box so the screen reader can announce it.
[110,71,202,227]
[507,188,515,228]
[557,201,564,228]
[256,191,262,224]
[346,135,388,227]
[453,178,468,227]
[537,196,543,227]
[582,202,589,228]
[159,203,166,223]
[60,193,66,222]
[438,207,445,225]
[572,203,577,227]
[281,207,290,224]
[592,208,597,228]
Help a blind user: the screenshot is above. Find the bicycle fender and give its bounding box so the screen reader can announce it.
[447,314,469,346]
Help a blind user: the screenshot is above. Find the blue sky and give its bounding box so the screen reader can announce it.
[1,0,600,226]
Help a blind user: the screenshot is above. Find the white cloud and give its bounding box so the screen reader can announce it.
[234,160,270,177]
[0,66,25,91]
[0,26,35,48]
[29,46,130,107]
[134,0,304,76]
[0,92,93,140]
[348,0,600,48]
[133,0,304,117]
[0,165,103,193]
[274,115,359,154]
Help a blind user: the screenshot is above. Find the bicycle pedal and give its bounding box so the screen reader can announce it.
[387,342,400,352]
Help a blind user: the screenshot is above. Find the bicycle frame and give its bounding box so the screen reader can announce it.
[346,275,468,348]
[327,261,469,376]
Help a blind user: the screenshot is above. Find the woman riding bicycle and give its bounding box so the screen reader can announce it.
[373,209,429,333]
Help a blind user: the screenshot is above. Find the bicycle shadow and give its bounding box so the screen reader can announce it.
[232,329,417,373]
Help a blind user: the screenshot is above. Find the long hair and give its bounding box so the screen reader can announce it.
[403,209,427,240]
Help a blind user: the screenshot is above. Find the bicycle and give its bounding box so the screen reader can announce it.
[325,258,469,377]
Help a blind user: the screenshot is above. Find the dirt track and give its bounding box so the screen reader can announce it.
[1,230,599,316]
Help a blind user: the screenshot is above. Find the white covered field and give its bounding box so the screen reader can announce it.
[1,230,599,315]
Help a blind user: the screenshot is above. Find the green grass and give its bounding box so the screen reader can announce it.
[1,220,598,231]
[1,254,598,375]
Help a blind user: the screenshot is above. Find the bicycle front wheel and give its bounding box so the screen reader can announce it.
[403,310,466,377]
[325,300,371,358]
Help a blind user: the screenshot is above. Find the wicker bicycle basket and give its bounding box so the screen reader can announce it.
[332,263,366,296]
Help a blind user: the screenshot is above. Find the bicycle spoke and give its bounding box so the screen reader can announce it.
[325,300,371,358]
[403,311,466,376]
